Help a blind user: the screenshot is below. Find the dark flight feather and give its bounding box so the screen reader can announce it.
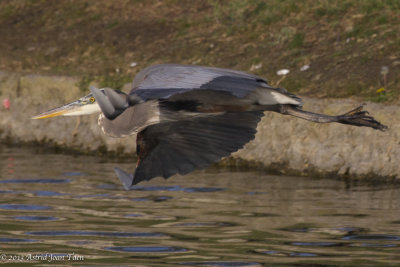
[129,111,263,186]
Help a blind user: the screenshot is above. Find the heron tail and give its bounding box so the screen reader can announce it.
[114,167,135,190]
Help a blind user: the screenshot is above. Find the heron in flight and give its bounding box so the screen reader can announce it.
[33,64,387,190]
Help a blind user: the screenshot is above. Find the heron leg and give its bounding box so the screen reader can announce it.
[280,104,387,131]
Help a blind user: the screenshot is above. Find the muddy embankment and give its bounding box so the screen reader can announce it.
[0,71,399,180]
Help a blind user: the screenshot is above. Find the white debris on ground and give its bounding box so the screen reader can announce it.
[276,69,290,76]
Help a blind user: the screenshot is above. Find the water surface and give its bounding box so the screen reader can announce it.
[0,146,400,266]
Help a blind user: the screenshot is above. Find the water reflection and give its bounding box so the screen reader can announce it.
[0,204,51,210]
[0,237,38,243]
[14,215,58,221]
[0,146,400,266]
[130,185,225,193]
[104,246,188,253]
[181,261,261,266]
[26,230,165,238]
[0,178,71,184]
[342,234,400,241]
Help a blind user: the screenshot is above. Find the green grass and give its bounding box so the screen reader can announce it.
[99,74,131,91]
[289,32,305,49]
[76,76,94,93]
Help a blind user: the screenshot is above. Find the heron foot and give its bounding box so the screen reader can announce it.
[338,105,388,131]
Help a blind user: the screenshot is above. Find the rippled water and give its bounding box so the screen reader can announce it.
[1,146,400,266]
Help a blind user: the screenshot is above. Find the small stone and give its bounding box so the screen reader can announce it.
[300,65,310,71]
[250,63,262,71]
[312,74,321,81]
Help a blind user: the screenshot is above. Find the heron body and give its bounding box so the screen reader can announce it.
[33,64,387,190]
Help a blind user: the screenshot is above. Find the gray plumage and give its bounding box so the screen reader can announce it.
[87,64,387,190]
[33,64,386,190]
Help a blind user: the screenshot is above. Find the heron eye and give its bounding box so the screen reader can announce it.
[89,97,95,103]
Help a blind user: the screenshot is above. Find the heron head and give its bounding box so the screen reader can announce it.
[32,88,104,119]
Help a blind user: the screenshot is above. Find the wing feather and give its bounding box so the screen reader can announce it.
[130,111,263,185]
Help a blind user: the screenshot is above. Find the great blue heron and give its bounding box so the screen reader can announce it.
[33,64,387,190]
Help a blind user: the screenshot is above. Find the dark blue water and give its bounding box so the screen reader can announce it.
[1,146,400,266]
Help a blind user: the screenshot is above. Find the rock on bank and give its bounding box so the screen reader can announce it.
[0,71,398,179]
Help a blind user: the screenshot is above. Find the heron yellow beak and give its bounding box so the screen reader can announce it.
[32,100,83,119]
[32,109,68,119]
[32,96,101,120]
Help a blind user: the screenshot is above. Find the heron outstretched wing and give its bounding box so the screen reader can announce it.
[115,111,263,188]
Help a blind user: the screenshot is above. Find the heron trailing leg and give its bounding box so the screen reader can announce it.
[281,104,387,131]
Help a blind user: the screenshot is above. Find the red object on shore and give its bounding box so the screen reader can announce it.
[3,98,10,110]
